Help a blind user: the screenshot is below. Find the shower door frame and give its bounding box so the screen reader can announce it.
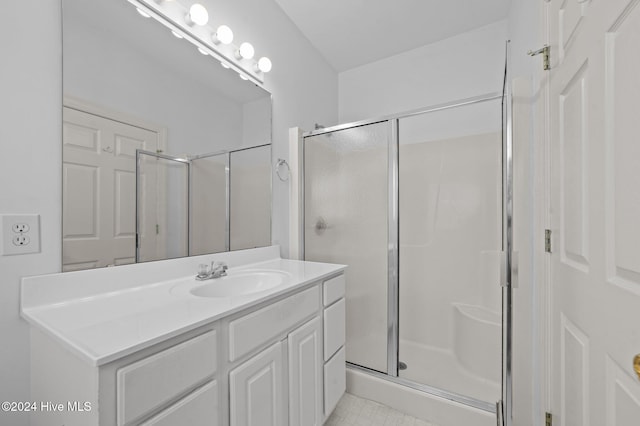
[135,149,191,262]
[301,91,513,419]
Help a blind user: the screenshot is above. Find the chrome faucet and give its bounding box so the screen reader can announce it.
[196,261,228,280]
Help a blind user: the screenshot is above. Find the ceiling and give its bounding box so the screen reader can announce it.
[273,0,512,72]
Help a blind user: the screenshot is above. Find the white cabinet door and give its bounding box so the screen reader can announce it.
[229,341,285,426]
[288,317,323,426]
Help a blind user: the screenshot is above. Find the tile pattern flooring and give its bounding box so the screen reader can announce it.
[325,393,439,426]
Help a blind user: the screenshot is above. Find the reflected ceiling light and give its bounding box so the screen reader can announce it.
[171,30,183,39]
[256,57,272,73]
[235,42,255,60]
[221,62,230,69]
[212,25,233,45]
[136,8,151,18]
[197,47,209,55]
[239,74,249,81]
[186,3,209,26]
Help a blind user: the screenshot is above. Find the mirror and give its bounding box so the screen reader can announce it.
[62,0,272,271]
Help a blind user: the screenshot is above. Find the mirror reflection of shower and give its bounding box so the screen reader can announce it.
[136,144,272,264]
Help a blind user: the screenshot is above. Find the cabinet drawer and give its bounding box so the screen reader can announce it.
[139,381,218,426]
[229,286,320,361]
[323,274,345,307]
[324,346,346,418]
[117,331,217,426]
[323,298,345,361]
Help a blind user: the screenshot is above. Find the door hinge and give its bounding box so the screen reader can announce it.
[528,45,550,71]
[545,229,552,253]
[545,412,553,426]
[156,149,163,153]
[156,224,160,235]
[135,233,140,249]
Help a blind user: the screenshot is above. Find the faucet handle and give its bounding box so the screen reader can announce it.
[197,263,210,278]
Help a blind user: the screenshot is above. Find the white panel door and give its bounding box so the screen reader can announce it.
[288,317,323,426]
[547,0,640,424]
[63,107,159,271]
[229,341,285,426]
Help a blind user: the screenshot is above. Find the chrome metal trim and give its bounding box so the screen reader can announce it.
[186,159,191,256]
[347,363,496,413]
[135,150,141,263]
[225,153,231,251]
[387,119,399,377]
[501,40,514,426]
[136,149,190,163]
[303,92,502,138]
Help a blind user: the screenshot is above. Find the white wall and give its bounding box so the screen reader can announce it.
[338,20,508,123]
[0,1,337,424]
[0,2,62,425]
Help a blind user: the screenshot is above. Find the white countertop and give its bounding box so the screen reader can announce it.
[21,247,345,366]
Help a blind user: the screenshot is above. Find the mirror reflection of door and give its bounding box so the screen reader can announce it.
[62,105,162,271]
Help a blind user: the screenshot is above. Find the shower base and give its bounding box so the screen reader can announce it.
[399,339,500,402]
[346,366,496,426]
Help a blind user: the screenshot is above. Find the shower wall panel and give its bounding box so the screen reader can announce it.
[398,101,502,403]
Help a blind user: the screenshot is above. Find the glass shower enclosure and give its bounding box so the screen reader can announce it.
[303,94,510,414]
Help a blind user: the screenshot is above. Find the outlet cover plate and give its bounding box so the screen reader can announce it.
[2,214,41,256]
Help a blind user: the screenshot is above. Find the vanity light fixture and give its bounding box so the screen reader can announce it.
[136,8,151,18]
[256,57,272,73]
[185,3,208,26]
[236,42,255,60]
[128,0,272,83]
[212,25,233,45]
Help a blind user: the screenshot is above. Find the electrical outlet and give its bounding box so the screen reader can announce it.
[12,223,30,233]
[13,235,30,246]
[2,214,40,256]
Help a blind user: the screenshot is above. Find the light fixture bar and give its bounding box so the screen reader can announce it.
[127,0,266,84]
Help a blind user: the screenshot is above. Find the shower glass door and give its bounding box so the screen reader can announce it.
[397,99,502,404]
[304,121,391,373]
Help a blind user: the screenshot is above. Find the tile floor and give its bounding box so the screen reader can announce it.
[325,393,439,426]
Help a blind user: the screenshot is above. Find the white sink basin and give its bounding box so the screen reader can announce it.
[190,270,289,298]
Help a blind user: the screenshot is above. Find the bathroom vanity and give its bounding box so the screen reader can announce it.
[21,246,346,426]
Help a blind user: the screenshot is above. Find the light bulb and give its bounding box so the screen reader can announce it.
[171,30,183,39]
[212,25,233,45]
[186,3,208,26]
[221,62,230,69]
[239,74,249,81]
[236,42,255,60]
[197,47,208,55]
[257,57,272,73]
[136,8,151,18]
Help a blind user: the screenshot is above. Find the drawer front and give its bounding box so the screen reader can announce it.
[323,274,345,307]
[117,330,217,426]
[229,286,320,362]
[323,298,345,361]
[324,346,346,418]
[139,381,218,426]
